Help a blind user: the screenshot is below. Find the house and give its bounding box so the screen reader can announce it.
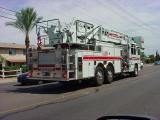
[0,42,26,69]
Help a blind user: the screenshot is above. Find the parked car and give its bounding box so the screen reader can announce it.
[154,61,160,65]
[17,72,53,85]
[17,72,34,85]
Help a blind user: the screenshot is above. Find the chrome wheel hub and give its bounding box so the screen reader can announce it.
[135,68,138,75]
[108,70,113,80]
[96,71,103,81]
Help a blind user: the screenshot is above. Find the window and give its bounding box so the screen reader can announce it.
[96,46,101,52]
[131,47,134,54]
[131,44,136,55]
[102,28,105,34]
[9,49,16,55]
[78,57,82,72]
[134,48,137,55]
[138,49,140,55]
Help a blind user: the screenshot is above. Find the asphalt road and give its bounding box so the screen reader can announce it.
[0,65,160,120]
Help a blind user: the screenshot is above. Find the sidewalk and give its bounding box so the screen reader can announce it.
[0,77,17,84]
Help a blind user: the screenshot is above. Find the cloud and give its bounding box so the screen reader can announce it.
[0,0,160,54]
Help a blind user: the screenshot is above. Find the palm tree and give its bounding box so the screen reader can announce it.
[6,7,42,62]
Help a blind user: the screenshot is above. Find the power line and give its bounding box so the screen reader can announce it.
[73,0,155,34]
[97,0,147,29]
[94,0,160,42]
[0,6,17,20]
[74,0,160,37]
[0,15,16,20]
[97,0,160,36]
[0,6,17,13]
[108,0,160,32]
[0,10,15,16]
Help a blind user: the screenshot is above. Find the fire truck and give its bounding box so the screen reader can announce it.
[27,19,144,86]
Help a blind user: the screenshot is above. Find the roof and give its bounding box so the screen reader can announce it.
[0,42,25,49]
[0,54,26,63]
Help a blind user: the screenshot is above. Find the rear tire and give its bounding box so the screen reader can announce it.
[95,66,105,86]
[131,65,138,77]
[105,66,114,84]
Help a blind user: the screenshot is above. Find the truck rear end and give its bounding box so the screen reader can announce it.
[28,47,68,82]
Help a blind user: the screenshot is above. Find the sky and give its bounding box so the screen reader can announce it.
[0,0,160,55]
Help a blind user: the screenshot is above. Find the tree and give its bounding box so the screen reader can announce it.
[6,7,42,62]
[148,54,155,63]
[140,52,147,63]
[155,50,160,61]
[0,55,5,69]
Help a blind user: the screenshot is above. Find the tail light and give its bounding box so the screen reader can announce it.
[27,71,32,77]
[62,71,67,80]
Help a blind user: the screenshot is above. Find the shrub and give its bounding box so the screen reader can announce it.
[3,66,17,71]
[21,65,29,73]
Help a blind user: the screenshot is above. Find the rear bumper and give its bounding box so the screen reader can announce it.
[28,77,65,82]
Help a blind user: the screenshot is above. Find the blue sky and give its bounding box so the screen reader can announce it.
[0,0,160,55]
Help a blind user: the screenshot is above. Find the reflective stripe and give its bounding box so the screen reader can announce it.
[83,56,122,61]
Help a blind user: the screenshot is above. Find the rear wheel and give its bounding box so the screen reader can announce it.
[105,66,114,84]
[95,66,105,86]
[131,65,138,77]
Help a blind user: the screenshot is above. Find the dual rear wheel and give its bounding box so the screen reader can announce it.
[95,66,114,86]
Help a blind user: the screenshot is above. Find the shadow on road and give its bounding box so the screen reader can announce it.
[8,81,96,94]
[7,74,132,95]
